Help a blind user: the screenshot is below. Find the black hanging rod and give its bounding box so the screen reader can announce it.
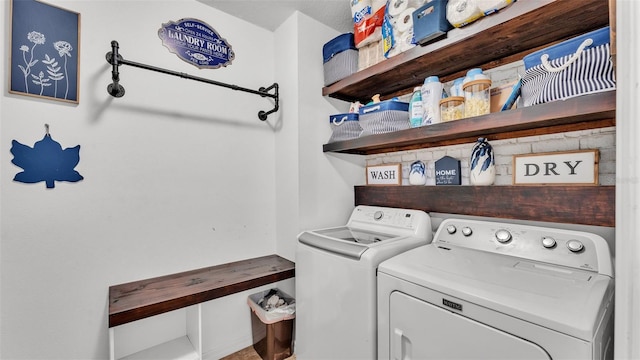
[105,40,279,121]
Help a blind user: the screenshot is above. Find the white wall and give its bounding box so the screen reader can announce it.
[1,0,284,359]
[615,0,640,358]
[274,12,364,261]
[294,14,365,235]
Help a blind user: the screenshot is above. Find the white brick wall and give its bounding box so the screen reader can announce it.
[365,127,616,186]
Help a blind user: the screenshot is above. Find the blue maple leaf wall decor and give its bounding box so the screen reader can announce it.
[11,131,83,189]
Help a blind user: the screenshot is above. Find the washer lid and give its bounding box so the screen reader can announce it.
[298,226,402,260]
[314,226,396,244]
[378,245,614,340]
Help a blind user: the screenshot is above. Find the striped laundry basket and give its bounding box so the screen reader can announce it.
[521,27,615,107]
[359,100,410,136]
[328,113,363,143]
[323,33,358,86]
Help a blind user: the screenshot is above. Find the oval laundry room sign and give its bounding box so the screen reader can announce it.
[158,18,234,69]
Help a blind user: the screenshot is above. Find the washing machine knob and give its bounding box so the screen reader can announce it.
[374,211,383,221]
[495,229,512,243]
[542,237,557,249]
[567,239,585,253]
[446,225,457,234]
[462,227,473,236]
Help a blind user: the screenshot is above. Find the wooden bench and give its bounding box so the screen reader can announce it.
[108,254,295,359]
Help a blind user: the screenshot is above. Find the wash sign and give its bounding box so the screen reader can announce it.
[158,18,234,69]
[366,164,402,185]
[513,150,599,185]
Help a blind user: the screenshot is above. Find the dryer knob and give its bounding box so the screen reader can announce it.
[542,237,557,249]
[495,229,512,243]
[567,239,585,253]
[462,227,473,236]
[374,211,383,221]
[446,225,457,234]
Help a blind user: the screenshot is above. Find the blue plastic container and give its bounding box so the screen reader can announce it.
[412,0,452,45]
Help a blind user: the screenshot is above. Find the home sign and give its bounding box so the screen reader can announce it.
[435,156,461,185]
[158,18,234,69]
[366,164,401,185]
[513,150,599,185]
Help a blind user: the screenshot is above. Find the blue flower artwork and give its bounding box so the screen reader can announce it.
[10,0,80,103]
[11,129,83,189]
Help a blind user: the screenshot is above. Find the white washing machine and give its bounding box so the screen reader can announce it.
[378,217,615,360]
[296,206,432,360]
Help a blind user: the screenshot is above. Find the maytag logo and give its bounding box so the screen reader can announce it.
[443,298,463,312]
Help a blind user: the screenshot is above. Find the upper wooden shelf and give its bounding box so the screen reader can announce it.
[323,0,610,103]
[323,91,616,155]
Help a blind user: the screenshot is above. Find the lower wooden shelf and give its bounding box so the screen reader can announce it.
[108,255,295,360]
[354,185,615,227]
[120,336,199,360]
[109,255,295,327]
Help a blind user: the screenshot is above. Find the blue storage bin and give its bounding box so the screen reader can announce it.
[323,33,358,86]
[413,0,452,45]
[521,27,615,107]
[328,113,363,143]
[359,101,410,135]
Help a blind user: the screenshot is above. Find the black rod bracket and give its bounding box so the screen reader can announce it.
[105,40,279,120]
[106,41,125,98]
[258,83,279,121]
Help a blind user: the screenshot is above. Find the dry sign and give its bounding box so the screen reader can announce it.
[513,150,599,185]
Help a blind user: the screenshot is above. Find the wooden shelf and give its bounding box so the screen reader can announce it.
[323,0,610,103]
[355,185,615,227]
[324,91,616,155]
[120,336,199,360]
[108,255,295,328]
[322,0,615,230]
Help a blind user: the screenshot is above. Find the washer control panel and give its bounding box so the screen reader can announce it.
[434,218,613,276]
[347,206,432,239]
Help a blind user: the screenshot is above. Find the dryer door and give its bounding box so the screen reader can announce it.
[389,291,551,360]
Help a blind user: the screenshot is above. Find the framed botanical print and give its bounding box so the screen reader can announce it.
[10,0,80,103]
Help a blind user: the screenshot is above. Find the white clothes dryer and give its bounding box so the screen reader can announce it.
[378,218,614,360]
[296,206,432,360]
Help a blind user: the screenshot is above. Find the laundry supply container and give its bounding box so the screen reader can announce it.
[413,0,452,45]
[328,113,362,142]
[323,33,358,86]
[358,100,410,136]
[440,96,465,122]
[520,26,615,107]
[462,68,492,118]
[248,289,296,360]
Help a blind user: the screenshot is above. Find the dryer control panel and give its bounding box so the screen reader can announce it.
[434,218,613,277]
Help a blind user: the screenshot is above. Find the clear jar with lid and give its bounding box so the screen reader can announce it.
[440,96,465,122]
[462,68,491,118]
